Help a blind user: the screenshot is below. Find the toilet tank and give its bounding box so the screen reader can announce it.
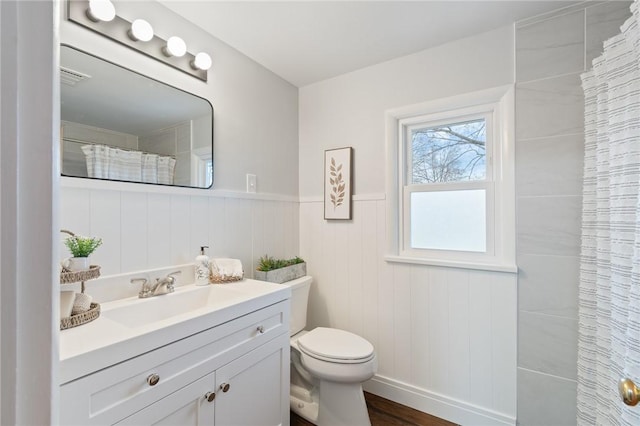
[283,276,312,336]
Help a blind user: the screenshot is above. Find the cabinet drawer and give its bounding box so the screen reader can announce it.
[60,300,288,425]
[115,373,216,426]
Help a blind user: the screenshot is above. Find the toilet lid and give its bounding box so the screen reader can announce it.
[297,327,374,362]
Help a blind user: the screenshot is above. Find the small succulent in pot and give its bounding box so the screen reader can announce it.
[255,255,306,283]
[64,235,103,258]
[257,255,305,272]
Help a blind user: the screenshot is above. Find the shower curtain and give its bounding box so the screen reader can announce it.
[81,144,176,184]
[577,1,640,425]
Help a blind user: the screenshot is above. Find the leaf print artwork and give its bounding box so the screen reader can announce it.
[329,157,345,209]
[324,147,352,220]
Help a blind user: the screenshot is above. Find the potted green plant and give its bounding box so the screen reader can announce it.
[63,234,103,271]
[255,255,306,283]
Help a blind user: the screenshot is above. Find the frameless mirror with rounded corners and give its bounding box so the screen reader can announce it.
[60,45,213,188]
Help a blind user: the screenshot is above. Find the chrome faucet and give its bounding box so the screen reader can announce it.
[131,271,181,298]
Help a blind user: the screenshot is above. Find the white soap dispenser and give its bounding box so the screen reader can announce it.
[195,246,210,286]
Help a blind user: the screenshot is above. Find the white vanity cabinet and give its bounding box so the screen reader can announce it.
[60,300,290,426]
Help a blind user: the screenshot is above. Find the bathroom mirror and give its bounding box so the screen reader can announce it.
[60,45,213,188]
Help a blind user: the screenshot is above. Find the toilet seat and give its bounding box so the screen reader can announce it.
[297,327,375,364]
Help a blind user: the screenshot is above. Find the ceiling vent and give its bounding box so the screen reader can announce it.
[60,66,91,86]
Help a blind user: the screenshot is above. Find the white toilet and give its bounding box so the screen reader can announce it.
[284,276,377,426]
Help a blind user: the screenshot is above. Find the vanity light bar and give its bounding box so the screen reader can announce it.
[67,0,209,81]
[163,36,187,58]
[192,53,213,72]
[128,19,154,43]
[86,0,115,22]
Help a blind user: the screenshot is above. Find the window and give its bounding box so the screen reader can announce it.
[385,86,515,272]
[406,115,490,253]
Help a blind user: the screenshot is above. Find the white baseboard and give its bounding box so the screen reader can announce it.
[363,375,516,426]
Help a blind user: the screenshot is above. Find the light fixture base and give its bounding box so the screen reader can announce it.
[67,0,207,82]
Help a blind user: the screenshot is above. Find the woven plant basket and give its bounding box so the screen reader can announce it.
[59,230,102,330]
[60,265,101,284]
[60,302,100,330]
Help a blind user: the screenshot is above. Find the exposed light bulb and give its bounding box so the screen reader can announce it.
[163,36,187,58]
[192,52,212,71]
[128,19,154,42]
[86,0,115,22]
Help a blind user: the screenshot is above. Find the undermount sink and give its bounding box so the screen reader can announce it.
[102,284,247,329]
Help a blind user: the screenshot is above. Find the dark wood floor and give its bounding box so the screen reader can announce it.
[290,391,457,426]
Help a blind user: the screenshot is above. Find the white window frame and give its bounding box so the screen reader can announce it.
[385,85,516,273]
[191,146,213,188]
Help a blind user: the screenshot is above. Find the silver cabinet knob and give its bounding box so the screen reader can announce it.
[147,373,160,386]
[257,325,265,334]
[220,382,230,393]
[204,391,215,402]
[620,378,640,406]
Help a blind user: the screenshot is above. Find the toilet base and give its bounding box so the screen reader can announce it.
[290,345,319,423]
[290,387,319,424]
[317,380,371,426]
[290,381,371,426]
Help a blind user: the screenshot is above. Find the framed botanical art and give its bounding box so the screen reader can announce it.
[324,147,353,220]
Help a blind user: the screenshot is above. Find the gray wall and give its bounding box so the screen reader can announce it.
[61,1,299,196]
[514,2,632,424]
[59,1,301,277]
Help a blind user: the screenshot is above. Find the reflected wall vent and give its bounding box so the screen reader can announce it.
[60,66,91,86]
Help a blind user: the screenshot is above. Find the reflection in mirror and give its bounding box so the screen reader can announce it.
[60,45,213,188]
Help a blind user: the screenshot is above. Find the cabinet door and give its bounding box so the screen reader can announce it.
[116,373,216,426]
[215,333,290,426]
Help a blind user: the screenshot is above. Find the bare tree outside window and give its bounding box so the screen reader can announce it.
[411,119,486,183]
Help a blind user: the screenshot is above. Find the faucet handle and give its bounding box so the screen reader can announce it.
[131,277,150,297]
[165,270,181,290]
[131,277,148,285]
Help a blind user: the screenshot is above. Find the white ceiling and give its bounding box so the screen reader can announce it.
[161,0,579,87]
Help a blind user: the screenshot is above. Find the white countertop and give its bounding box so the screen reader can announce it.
[59,279,290,385]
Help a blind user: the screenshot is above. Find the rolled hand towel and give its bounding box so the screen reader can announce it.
[209,258,244,279]
[72,292,93,315]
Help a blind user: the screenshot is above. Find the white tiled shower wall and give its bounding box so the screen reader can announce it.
[514,2,632,425]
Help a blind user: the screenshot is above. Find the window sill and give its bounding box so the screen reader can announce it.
[384,255,517,273]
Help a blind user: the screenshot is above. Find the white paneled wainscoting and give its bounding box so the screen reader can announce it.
[59,178,300,278]
[60,179,517,425]
[300,196,518,426]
